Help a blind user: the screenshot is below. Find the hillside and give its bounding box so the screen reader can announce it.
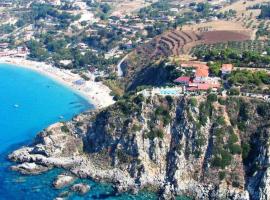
[119,29,251,91]
[9,94,270,199]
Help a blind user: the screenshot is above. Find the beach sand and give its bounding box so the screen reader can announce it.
[0,57,115,109]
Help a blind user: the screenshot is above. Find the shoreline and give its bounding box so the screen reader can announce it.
[0,57,115,109]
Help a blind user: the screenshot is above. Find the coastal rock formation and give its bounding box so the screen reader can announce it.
[9,94,270,199]
[10,162,51,175]
[53,173,76,189]
[70,183,90,195]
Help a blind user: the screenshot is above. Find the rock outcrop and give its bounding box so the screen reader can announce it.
[70,183,90,195]
[53,173,76,189]
[9,95,270,199]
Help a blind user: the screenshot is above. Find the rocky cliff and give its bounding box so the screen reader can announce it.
[9,94,270,200]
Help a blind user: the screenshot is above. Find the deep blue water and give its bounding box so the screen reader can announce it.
[0,64,189,200]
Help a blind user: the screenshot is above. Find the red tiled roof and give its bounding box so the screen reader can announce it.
[187,87,198,91]
[198,83,210,90]
[195,68,209,77]
[193,64,209,70]
[174,76,190,83]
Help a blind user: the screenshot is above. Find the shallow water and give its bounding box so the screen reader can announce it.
[0,64,189,200]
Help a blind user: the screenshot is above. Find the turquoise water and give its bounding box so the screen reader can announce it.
[160,89,179,95]
[0,64,159,199]
[0,64,189,200]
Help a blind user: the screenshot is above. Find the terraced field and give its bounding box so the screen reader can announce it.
[136,29,251,60]
[136,30,201,61]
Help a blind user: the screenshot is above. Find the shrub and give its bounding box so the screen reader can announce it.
[228,88,240,96]
[61,125,69,133]
[242,142,250,159]
[134,94,144,105]
[216,116,226,126]
[188,97,198,107]
[132,124,142,132]
[218,97,226,105]
[207,94,218,102]
[219,171,226,180]
[237,121,246,131]
[228,133,238,144]
[212,150,232,169]
[165,95,174,106]
[229,144,242,155]
[146,128,164,140]
[221,150,232,168]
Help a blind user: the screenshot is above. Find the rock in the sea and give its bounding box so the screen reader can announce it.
[70,183,90,195]
[10,162,50,175]
[53,173,76,189]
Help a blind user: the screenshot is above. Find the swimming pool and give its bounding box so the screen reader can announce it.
[159,88,180,95]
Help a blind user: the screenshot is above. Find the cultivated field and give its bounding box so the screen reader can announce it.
[201,30,250,44]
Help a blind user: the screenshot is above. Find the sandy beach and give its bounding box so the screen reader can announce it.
[0,57,115,109]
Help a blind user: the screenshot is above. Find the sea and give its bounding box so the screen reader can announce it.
[0,63,190,200]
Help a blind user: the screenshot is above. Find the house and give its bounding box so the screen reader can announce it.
[174,76,190,85]
[221,64,233,75]
[193,68,209,83]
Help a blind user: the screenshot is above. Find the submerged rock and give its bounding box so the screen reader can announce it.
[70,183,90,195]
[53,173,76,189]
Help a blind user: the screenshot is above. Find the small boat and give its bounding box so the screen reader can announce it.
[59,115,64,119]
[14,104,19,108]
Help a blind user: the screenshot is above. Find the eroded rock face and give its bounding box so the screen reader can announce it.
[9,96,270,199]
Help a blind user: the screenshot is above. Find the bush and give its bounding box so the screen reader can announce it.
[242,142,250,159]
[228,133,238,144]
[146,128,164,140]
[134,94,144,105]
[207,94,218,102]
[237,121,246,131]
[165,95,174,106]
[229,144,242,155]
[61,125,69,133]
[216,116,226,126]
[188,97,198,107]
[212,149,232,169]
[132,124,142,132]
[218,97,226,105]
[228,88,240,96]
[219,171,226,180]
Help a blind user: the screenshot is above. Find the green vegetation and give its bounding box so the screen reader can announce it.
[155,106,171,126]
[259,5,270,19]
[229,70,270,86]
[188,97,198,107]
[61,125,69,133]
[192,40,270,56]
[212,149,232,169]
[208,62,221,76]
[228,88,240,96]
[219,171,226,181]
[194,131,206,158]
[193,46,270,67]
[146,128,164,140]
[132,124,142,132]
[207,94,218,103]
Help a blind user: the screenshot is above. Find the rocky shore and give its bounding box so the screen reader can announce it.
[8,95,270,199]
